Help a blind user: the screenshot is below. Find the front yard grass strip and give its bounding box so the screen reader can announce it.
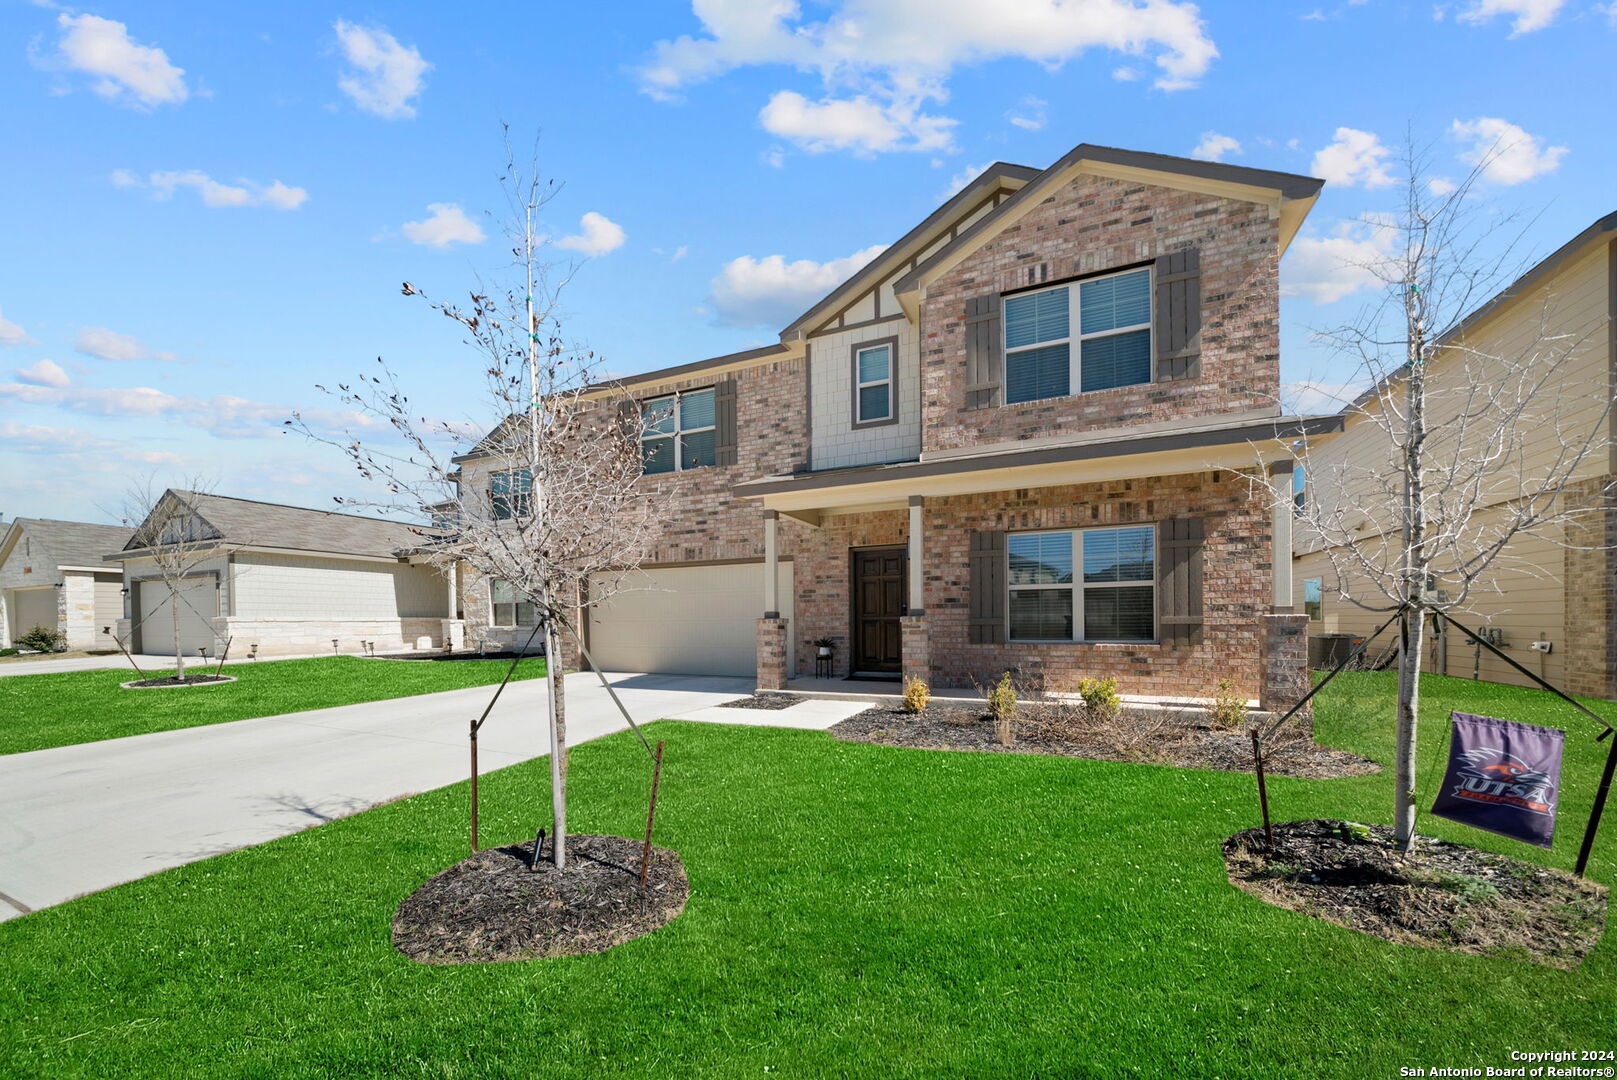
[0,672,1611,1079]
[0,655,548,755]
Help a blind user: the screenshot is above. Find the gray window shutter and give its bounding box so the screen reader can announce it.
[968,529,1006,644]
[1154,248,1202,382]
[964,294,1002,409]
[1157,517,1205,644]
[714,378,738,467]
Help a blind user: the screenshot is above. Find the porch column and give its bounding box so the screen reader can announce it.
[441,563,465,652]
[1269,460,1294,611]
[906,496,924,614]
[762,510,780,617]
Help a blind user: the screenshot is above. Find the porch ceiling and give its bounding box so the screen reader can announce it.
[736,413,1342,521]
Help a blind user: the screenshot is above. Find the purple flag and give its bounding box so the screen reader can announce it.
[1431,712,1565,848]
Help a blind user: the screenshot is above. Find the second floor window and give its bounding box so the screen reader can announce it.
[642,388,716,475]
[1007,525,1156,642]
[854,342,894,424]
[490,469,531,520]
[1004,266,1152,404]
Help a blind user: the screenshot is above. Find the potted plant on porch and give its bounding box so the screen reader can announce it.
[812,636,835,658]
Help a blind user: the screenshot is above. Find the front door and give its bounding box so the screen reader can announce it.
[852,547,906,675]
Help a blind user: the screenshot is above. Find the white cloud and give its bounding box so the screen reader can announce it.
[1191,131,1241,162]
[1600,2,1617,26]
[115,169,309,210]
[1311,127,1396,188]
[1111,66,1141,81]
[555,212,627,256]
[400,203,485,248]
[1427,176,1458,196]
[1282,380,1367,414]
[708,244,887,327]
[0,305,34,346]
[52,13,187,108]
[670,245,689,262]
[74,327,178,363]
[1281,217,1398,304]
[1450,117,1567,185]
[16,359,71,388]
[640,0,1216,155]
[1454,0,1564,34]
[759,90,955,155]
[0,380,373,440]
[333,21,430,119]
[1007,96,1046,131]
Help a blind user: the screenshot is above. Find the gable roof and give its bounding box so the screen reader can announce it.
[891,143,1324,307]
[118,491,423,560]
[777,162,1042,343]
[1,518,133,570]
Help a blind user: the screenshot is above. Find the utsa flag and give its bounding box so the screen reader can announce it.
[1431,712,1565,849]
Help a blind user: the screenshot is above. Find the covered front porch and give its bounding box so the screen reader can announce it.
[741,412,1337,711]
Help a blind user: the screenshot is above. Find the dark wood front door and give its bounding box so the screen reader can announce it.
[852,547,906,675]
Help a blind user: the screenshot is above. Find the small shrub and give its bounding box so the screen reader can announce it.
[1210,680,1248,729]
[1077,676,1122,724]
[0,647,17,657]
[901,675,931,714]
[988,672,1017,745]
[17,625,64,653]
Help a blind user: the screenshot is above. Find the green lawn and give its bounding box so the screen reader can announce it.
[0,655,548,756]
[0,672,1612,1079]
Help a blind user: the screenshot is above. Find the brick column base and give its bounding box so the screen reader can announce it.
[900,615,929,685]
[757,617,788,690]
[1260,612,1312,733]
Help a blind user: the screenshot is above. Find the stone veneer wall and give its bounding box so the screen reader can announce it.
[919,173,1282,453]
[921,469,1271,697]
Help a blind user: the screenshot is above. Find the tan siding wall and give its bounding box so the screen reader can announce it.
[93,575,124,635]
[232,552,445,620]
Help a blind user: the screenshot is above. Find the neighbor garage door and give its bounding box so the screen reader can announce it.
[137,577,219,656]
[7,588,58,641]
[586,562,793,678]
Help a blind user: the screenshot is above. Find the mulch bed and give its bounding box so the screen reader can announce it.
[392,834,688,965]
[831,704,1378,779]
[122,674,236,689]
[1224,819,1608,969]
[716,694,802,711]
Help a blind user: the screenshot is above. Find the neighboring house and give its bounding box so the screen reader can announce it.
[0,518,133,649]
[456,141,1338,710]
[1294,211,1617,698]
[110,491,459,658]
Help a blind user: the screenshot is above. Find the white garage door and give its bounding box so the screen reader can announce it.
[8,588,58,641]
[137,577,219,656]
[587,562,794,678]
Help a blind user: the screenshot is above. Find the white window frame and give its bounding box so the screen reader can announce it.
[488,468,532,521]
[1303,577,1323,621]
[489,578,536,628]
[1006,524,1157,643]
[641,388,717,474]
[1003,265,1154,403]
[853,341,896,426]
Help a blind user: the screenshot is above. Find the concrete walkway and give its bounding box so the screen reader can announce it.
[0,673,866,920]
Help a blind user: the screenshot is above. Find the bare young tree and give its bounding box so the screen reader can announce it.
[1270,141,1615,849]
[118,481,240,680]
[291,138,664,871]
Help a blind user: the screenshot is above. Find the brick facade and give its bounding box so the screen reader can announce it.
[919,174,1281,453]
[1562,475,1617,699]
[1259,612,1313,730]
[756,617,787,690]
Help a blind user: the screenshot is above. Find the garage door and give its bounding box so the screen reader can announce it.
[137,577,219,656]
[587,562,793,678]
[8,588,58,641]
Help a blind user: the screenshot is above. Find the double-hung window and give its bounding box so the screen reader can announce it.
[641,388,716,474]
[489,578,536,627]
[853,341,894,424]
[1007,525,1156,642]
[1003,266,1153,404]
[489,468,532,521]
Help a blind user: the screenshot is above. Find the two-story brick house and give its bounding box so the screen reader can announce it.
[458,142,1339,710]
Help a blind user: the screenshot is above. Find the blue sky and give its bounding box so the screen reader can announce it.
[2,0,1611,522]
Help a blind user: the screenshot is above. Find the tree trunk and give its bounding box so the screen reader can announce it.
[172,584,186,680]
[542,606,567,870]
[1393,607,1425,849]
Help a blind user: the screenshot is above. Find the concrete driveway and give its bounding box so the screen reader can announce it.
[0,672,864,920]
